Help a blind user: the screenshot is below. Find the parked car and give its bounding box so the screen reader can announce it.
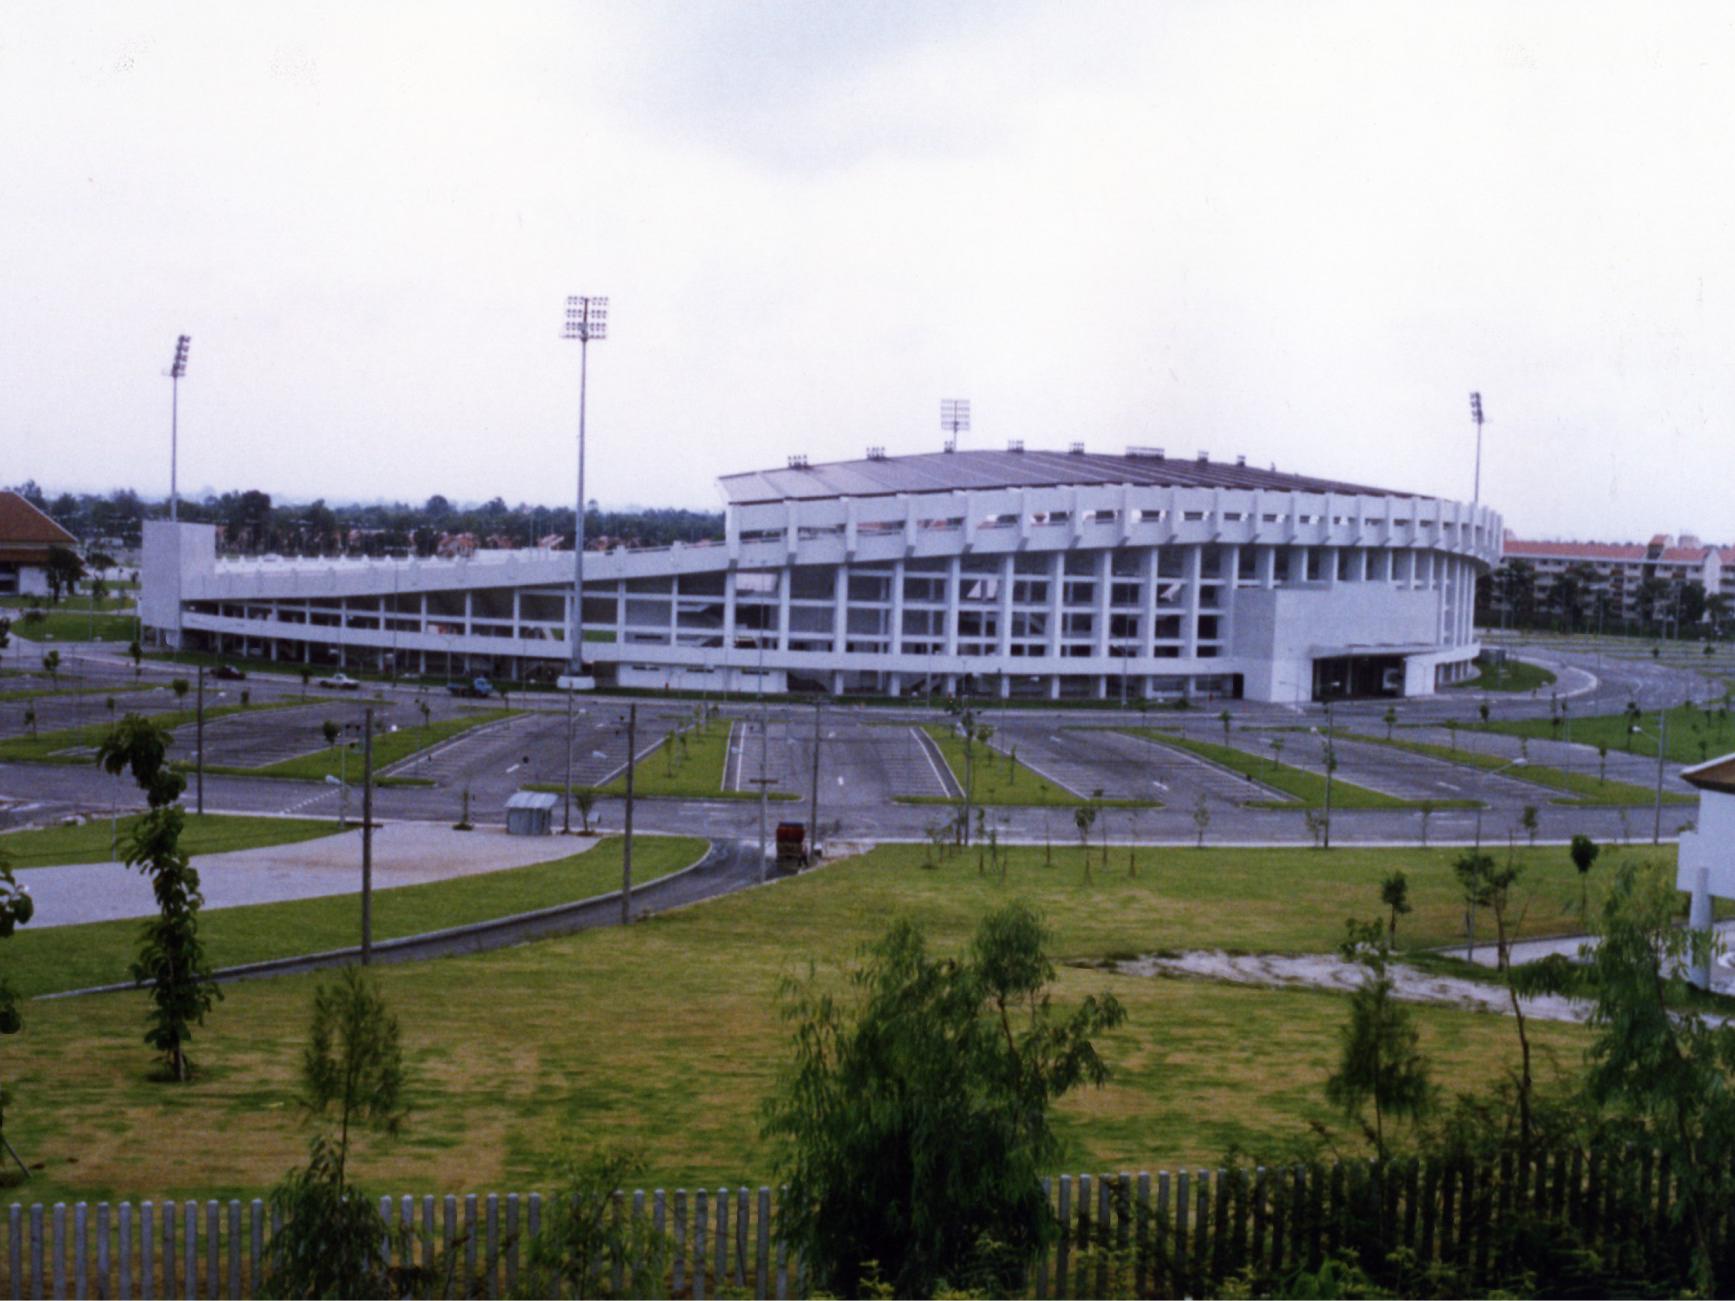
[317,672,362,690]
[446,676,495,698]
[211,664,247,681]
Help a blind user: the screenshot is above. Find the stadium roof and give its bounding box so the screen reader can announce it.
[717,448,1415,506]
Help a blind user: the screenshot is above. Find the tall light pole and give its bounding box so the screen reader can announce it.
[1469,390,1485,510]
[941,398,970,451]
[168,335,191,522]
[562,295,608,674]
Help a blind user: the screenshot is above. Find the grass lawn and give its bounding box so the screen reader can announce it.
[10,834,705,1001]
[594,717,752,799]
[2,608,139,642]
[918,724,1157,807]
[242,709,514,782]
[1446,657,1557,692]
[1473,697,1735,766]
[1339,729,1695,808]
[0,683,156,703]
[0,814,343,870]
[0,838,1653,1204]
[1127,729,1476,810]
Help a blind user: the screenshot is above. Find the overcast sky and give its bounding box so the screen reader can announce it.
[3,2,1732,542]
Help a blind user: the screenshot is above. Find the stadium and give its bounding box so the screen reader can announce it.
[141,446,1500,703]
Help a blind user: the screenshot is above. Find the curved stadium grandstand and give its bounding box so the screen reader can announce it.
[142,445,1500,703]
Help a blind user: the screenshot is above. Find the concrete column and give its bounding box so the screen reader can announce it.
[889,557,905,657]
[1047,551,1064,659]
[830,564,848,656]
[943,555,960,657]
[1094,550,1112,658]
[777,569,792,653]
[1258,543,1276,589]
[1182,543,1202,660]
[997,554,1015,659]
[723,572,738,648]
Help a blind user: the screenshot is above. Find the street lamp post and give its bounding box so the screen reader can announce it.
[1469,391,1485,509]
[941,398,970,451]
[561,295,608,676]
[1629,711,1671,845]
[1474,757,1527,851]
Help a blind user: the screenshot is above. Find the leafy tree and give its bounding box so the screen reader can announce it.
[1520,804,1539,846]
[1569,834,1600,926]
[519,1145,672,1299]
[321,719,340,748]
[1478,701,1490,724]
[1382,705,1397,741]
[40,651,58,690]
[762,903,1127,1298]
[1190,792,1211,848]
[95,714,220,1080]
[1455,850,1496,962]
[1218,708,1232,743]
[1327,919,1431,1162]
[42,546,83,605]
[573,787,596,835]
[170,677,189,707]
[0,617,9,654]
[127,638,141,674]
[1073,803,1097,882]
[20,708,34,740]
[1380,871,1410,945]
[300,667,312,699]
[263,968,411,1299]
[0,850,34,1171]
[1584,864,1735,1295]
[1596,741,1608,784]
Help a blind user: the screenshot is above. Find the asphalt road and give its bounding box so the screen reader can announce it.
[0,636,1717,849]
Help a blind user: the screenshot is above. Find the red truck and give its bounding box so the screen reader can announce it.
[775,822,809,870]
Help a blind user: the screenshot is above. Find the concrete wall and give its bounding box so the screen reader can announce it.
[141,521,216,646]
[1229,584,1442,703]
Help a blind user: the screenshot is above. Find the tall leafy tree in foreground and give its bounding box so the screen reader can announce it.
[1327,919,1431,1163]
[1585,863,1735,1296]
[763,902,1126,1298]
[95,714,220,1081]
[264,968,411,1299]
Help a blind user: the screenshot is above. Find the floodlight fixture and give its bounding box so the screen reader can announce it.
[563,295,608,342]
[561,294,609,673]
[941,398,971,445]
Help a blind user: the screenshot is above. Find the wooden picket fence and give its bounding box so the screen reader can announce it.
[0,1148,1701,1298]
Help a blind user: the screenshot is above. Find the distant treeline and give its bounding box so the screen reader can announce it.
[7,480,722,557]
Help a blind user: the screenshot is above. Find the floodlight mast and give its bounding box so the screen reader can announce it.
[941,398,971,450]
[168,335,191,522]
[562,296,608,674]
[1469,390,1484,510]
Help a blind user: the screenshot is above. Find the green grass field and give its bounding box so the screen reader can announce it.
[1445,657,1557,692]
[2,605,139,642]
[917,724,1157,807]
[594,717,752,799]
[0,683,156,703]
[9,833,704,1001]
[1127,729,1477,810]
[1474,697,1735,765]
[1339,729,1695,807]
[0,837,1656,1204]
[242,709,514,782]
[0,813,343,870]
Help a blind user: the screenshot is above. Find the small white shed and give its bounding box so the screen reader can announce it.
[505,790,558,836]
[1675,752,1735,987]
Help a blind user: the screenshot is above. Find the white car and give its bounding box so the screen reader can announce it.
[317,672,362,690]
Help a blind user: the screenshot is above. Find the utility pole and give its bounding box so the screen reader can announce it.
[168,335,190,523]
[758,694,770,882]
[808,701,822,861]
[562,686,575,834]
[1321,702,1335,851]
[195,665,205,816]
[361,706,374,964]
[1653,706,1668,846]
[621,703,636,925]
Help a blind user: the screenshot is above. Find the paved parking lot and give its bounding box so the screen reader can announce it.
[727,718,952,805]
[994,724,1289,805]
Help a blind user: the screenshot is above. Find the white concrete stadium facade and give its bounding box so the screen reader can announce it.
[141,451,1501,703]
